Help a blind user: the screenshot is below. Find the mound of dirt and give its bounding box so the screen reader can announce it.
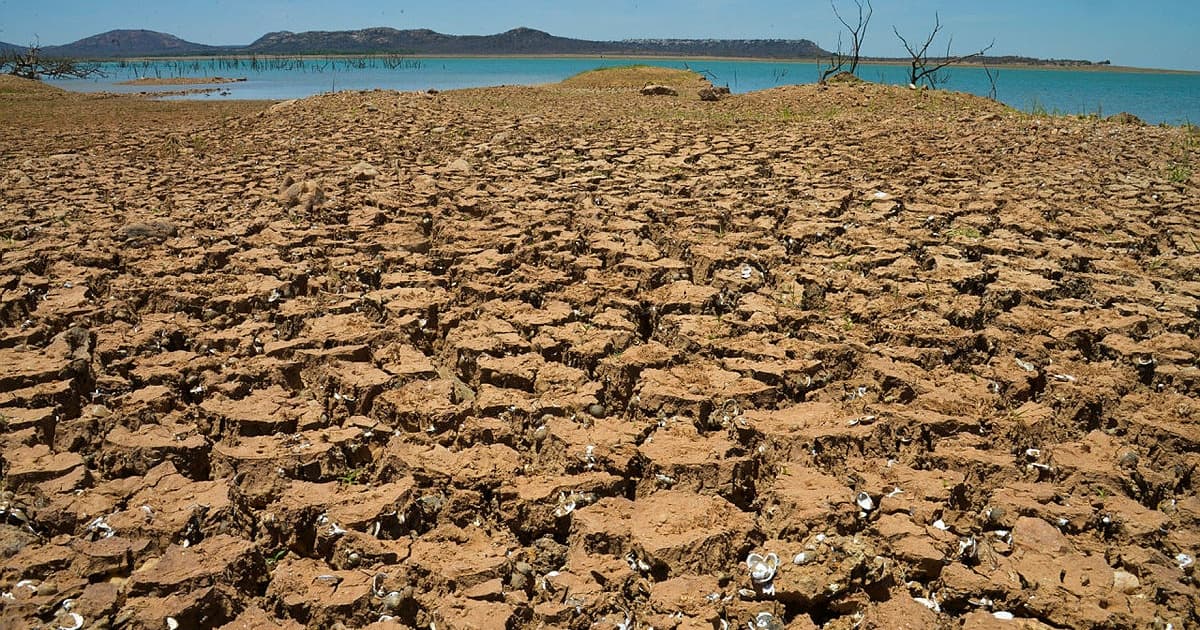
[0,74,68,97]
[559,64,709,92]
[117,77,248,86]
[0,80,1197,630]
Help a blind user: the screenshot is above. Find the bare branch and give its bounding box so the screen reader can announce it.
[827,0,872,78]
[983,64,1000,100]
[893,14,993,89]
[820,32,846,83]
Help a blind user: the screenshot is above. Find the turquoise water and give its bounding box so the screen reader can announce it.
[47,57,1200,125]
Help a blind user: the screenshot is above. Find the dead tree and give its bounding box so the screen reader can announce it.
[983,64,999,100]
[820,0,873,83]
[893,13,993,89]
[0,43,103,80]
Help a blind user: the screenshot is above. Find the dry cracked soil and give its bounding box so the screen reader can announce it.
[0,67,1198,629]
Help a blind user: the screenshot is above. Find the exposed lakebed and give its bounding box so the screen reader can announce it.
[1,69,1198,628]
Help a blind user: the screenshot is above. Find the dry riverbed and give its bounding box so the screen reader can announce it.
[0,68,1198,629]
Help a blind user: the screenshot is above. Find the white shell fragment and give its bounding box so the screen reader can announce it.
[372,573,388,598]
[793,551,811,565]
[913,596,941,612]
[1014,357,1037,372]
[166,617,180,630]
[740,265,753,280]
[932,519,949,531]
[746,552,779,595]
[855,491,875,513]
[993,611,1015,620]
[748,612,781,630]
[86,515,115,539]
[1177,553,1195,570]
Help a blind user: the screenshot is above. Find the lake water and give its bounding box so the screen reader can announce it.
[47,57,1200,125]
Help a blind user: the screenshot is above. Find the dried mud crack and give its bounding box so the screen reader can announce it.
[1,70,1198,629]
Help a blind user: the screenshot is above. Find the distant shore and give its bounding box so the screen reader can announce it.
[100,53,1199,75]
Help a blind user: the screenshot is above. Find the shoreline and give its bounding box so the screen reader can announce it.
[92,53,1199,75]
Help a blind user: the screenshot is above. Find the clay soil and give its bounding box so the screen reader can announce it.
[1,68,1198,629]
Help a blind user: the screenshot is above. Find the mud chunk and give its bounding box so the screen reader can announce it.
[433,598,515,629]
[758,466,851,540]
[70,535,150,579]
[637,420,754,505]
[498,472,626,540]
[122,585,243,630]
[215,427,366,486]
[100,422,208,479]
[278,177,325,209]
[636,363,774,418]
[199,386,305,437]
[640,85,678,96]
[349,161,379,181]
[572,490,754,577]
[1,444,85,492]
[859,595,941,629]
[266,557,377,627]
[128,534,265,597]
[120,219,179,243]
[216,606,304,629]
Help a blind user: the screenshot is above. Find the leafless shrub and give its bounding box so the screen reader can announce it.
[893,14,994,89]
[821,0,873,83]
[1,42,104,80]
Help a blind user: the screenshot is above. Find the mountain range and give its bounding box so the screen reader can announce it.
[10,27,828,59]
[3,28,1108,67]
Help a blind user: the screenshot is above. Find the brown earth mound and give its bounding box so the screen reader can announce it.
[0,70,1198,629]
[117,77,248,86]
[0,75,68,97]
[559,65,710,92]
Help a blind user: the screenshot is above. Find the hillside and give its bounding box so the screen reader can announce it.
[42,29,220,58]
[21,26,828,60]
[11,26,1113,66]
[247,27,826,58]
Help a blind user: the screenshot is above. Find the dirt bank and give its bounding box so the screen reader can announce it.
[116,77,248,86]
[0,68,1197,629]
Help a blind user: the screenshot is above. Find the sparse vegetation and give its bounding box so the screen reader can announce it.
[1166,135,1195,183]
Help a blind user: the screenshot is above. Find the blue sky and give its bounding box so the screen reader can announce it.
[1,1,1197,70]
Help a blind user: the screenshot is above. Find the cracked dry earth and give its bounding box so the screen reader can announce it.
[1,68,1199,629]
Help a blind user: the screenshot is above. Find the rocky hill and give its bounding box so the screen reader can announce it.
[41,29,221,58]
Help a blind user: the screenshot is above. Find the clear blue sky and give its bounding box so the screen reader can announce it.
[1,1,1197,70]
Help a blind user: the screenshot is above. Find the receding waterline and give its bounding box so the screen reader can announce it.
[47,56,1200,125]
